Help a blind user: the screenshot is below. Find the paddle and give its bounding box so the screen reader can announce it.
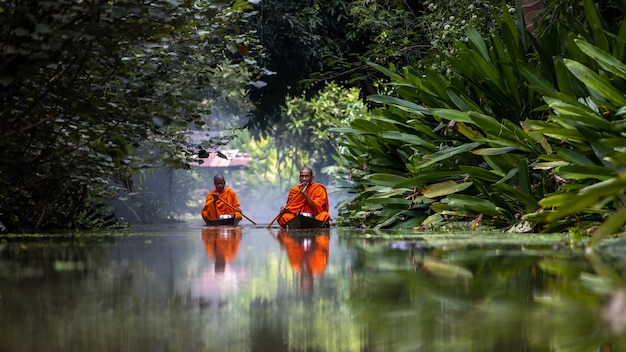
[266,182,308,228]
[215,195,257,225]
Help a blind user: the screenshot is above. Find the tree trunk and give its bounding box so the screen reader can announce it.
[520,0,544,34]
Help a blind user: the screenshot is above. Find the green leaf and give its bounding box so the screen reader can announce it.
[421,180,473,198]
[392,213,428,229]
[555,148,595,166]
[555,165,615,181]
[350,119,386,134]
[545,97,613,130]
[416,142,481,169]
[493,183,540,211]
[541,177,626,221]
[518,60,556,96]
[538,192,579,208]
[555,59,576,97]
[593,206,626,237]
[393,171,465,188]
[467,27,491,66]
[368,95,428,115]
[379,131,437,152]
[431,109,473,123]
[364,173,407,187]
[518,158,531,194]
[564,59,626,107]
[367,61,405,82]
[583,0,609,52]
[447,194,502,217]
[472,147,518,155]
[459,165,504,181]
[328,127,366,135]
[575,40,626,80]
[447,87,484,112]
[363,197,411,205]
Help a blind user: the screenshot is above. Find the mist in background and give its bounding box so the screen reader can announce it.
[107,105,352,226]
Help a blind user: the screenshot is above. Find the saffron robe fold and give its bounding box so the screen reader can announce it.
[278,182,330,227]
[201,187,242,222]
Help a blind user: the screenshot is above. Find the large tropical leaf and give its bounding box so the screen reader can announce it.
[420,181,474,198]
[378,131,437,152]
[564,59,626,107]
[575,40,626,80]
[369,95,429,115]
[446,194,503,217]
[415,142,482,169]
[393,171,467,188]
[554,165,616,181]
[365,173,408,187]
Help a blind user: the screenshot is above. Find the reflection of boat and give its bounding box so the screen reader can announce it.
[285,213,329,229]
[203,215,240,226]
[201,226,242,273]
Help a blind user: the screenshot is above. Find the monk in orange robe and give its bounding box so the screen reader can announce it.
[277,167,331,227]
[201,174,243,223]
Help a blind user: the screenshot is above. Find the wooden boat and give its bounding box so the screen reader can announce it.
[285,214,329,229]
[203,216,240,226]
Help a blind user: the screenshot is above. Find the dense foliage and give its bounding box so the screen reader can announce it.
[0,0,260,231]
[332,0,626,234]
[4,0,625,236]
[245,0,428,132]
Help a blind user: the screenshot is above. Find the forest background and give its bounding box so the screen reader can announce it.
[1,0,626,234]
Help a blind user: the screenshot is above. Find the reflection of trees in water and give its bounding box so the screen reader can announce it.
[8,228,626,351]
[343,237,626,351]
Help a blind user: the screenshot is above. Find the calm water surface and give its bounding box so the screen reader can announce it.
[2,221,626,351]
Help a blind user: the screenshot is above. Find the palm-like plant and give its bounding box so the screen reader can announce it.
[333,0,626,234]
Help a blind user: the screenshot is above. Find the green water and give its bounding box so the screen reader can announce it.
[1,222,626,351]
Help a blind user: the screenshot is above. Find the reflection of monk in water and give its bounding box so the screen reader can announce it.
[276,228,330,296]
[202,227,242,274]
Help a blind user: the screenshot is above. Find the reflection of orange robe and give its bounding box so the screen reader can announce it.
[278,182,331,227]
[201,187,242,222]
[277,229,330,276]
[202,227,242,271]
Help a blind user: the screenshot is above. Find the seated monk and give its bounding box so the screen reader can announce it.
[277,167,331,228]
[201,174,242,223]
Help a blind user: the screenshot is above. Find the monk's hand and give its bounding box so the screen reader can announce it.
[213,193,219,201]
[299,182,309,193]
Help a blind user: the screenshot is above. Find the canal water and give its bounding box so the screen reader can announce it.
[1,221,626,351]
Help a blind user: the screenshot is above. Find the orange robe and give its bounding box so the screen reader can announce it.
[201,187,242,222]
[278,182,331,227]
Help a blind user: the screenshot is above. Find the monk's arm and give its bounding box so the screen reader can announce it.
[303,186,326,214]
